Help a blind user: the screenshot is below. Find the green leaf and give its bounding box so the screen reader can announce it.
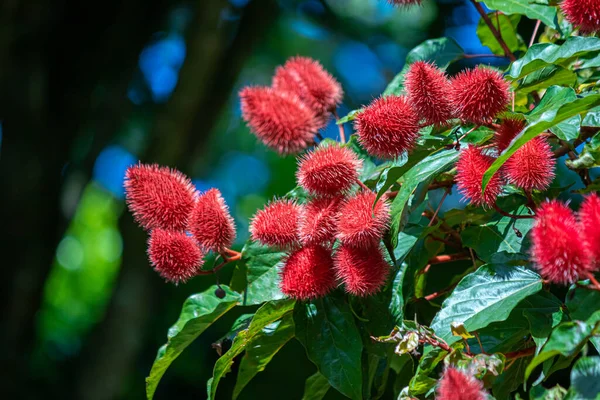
[507,36,600,80]
[524,316,600,380]
[430,264,543,346]
[146,286,241,400]
[493,356,531,400]
[517,66,577,96]
[383,37,464,96]
[461,204,533,263]
[409,348,448,396]
[479,0,557,29]
[482,92,600,191]
[294,294,363,400]
[239,241,286,305]
[477,13,525,55]
[209,299,295,399]
[302,372,331,400]
[336,109,361,125]
[232,311,295,399]
[388,149,459,247]
[566,356,600,400]
[566,132,600,169]
[530,383,567,400]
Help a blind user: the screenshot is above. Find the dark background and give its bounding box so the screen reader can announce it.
[0,0,536,398]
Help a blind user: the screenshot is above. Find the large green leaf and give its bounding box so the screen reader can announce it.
[566,356,600,400]
[209,299,295,399]
[430,264,543,345]
[524,313,600,380]
[383,37,463,96]
[492,356,531,400]
[302,372,331,400]
[232,311,295,399]
[517,66,577,96]
[479,0,557,30]
[482,92,600,190]
[461,204,533,263]
[146,286,241,400]
[477,13,525,56]
[388,149,459,247]
[507,36,600,80]
[409,348,447,396]
[294,294,363,400]
[238,241,286,305]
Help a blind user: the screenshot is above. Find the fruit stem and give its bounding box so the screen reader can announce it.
[429,253,471,264]
[492,203,534,219]
[356,179,372,192]
[504,346,535,361]
[586,272,600,291]
[197,249,242,276]
[529,20,541,48]
[428,190,449,227]
[332,110,346,144]
[470,1,516,62]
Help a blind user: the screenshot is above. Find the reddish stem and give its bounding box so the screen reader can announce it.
[356,179,372,192]
[529,20,541,48]
[332,110,346,144]
[504,346,535,360]
[429,253,471,264]
[196,249,242,276]
[586,272,600,291]
[470,1,516,62]
[423,284,457,301]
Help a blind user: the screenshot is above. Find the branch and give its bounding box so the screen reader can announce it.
[333,109,346,143]
[553,128,598,158]
[470,1,516,62]
[504,346,535,360]
[493,203,534,219]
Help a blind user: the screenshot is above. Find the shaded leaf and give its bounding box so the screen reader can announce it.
[566,356,600,400]
[302,372,331,400]
[146,286,241,400]
[477,12,525,55]
[480,0,557,30]
[294,294,363,400]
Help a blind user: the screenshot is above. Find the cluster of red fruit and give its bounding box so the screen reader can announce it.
[532,193,600,285]
[240,57,343,155]
[124,164,237,284]
[249,144,392,299]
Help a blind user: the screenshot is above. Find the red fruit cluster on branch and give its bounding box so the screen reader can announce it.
[449,66,510,124]
[336,191,391,249]
[124,163,237,284]
[354,95,420,159]
[334,245,390,296]
[561,0,600,34]
[456,145,503,206]
[297,145,362,196]
[188,189,236,252]
[299,196,343,245]
[148,229,204,284]
[405,61,453,126]
[240,57,342,154]
[436,368,486,400]
[531,198,599,285]
[124,163,197,231]
[494,118,555,190]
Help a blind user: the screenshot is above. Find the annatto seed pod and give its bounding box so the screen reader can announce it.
[561,0,600,35]
[298,196,344,245]
[354,95,420,159]
[250,199,302,248]
[456,145,504,207]
[296,145,362,196]
[148,229,204,284]
[436,368,486,400]
[579,193,600,268]
[531,200,592,285]
[272,56,343,117]
[336,191,390,248]
[239,86,324,154]
[334,244,390,296]
[449,66,510,124]
[124,163,197,231]
[188,188,236,253]
[405,61,453,126]
[280,244,337,300]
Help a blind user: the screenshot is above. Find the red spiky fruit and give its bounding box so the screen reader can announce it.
[449,66,510,124]
[124,163,197,231]
[239,86,324,154]
[336,191,390,248]
[531,200,592,285]
[494,118,526,153]
[405,61,453,126]
[280,244,337,300]
[297,145,362,196]
[148,229,204,284]
[505,138,555,190]
[354,95,420,159]
[334,245,390,296]
[272,56,343,116]
[188,188,236,253]
[437,368,486,400]
[250,199,302,248]
[456,145,504,206]
[579,193,600,268]
[298,196,343,245]
[561,0,600,34]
